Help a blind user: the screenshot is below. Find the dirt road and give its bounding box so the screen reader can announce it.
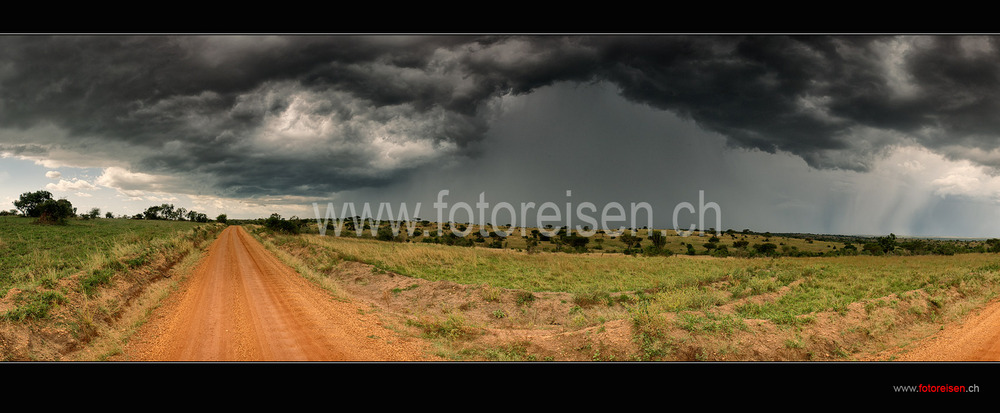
[876,298,1000,361]
[115,226,435,361]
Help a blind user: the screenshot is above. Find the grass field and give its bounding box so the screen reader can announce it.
[0,216,222,360]
[5,214,999,361]
[0,216,209,294]
[270,231,1000,320]
[259,226,1000,361]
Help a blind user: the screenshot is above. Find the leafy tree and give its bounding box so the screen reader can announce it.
[901,239,929,254]
[105,212,114,219]
[862,242,883,255]
[649,231,667,250]
[876,233,897,254]
[14,190,54,217]
[525,237,539,254]
[733,240,749,249]
[754,242,778,255]
[985,238,1000,253]
[142,205,158,220]
[37,198,75,225]
[561,233,590,252]
[216,214,228,224]
[376,225,396,241]
[85,207,101,220]
[618,232,642,252]
[711,245,729,257]
[264,213,299,234]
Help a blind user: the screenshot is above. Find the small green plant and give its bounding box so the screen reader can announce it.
[784,337,804,349]
[408,314,477,341]
[676,311,747,335]
[627,301,672,361]
[515,291,535,307]
[81,268,115,297]
[480,284,502,302]
[3,290,67,321]
[492,309,508,319]
[460,341,536,361]
[390,283,420,295]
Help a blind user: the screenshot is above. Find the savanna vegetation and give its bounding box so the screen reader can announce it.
[245,215,1000,361]
[0,190,226,361]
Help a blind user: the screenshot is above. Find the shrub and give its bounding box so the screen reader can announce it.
[264,213,299,234]
[37,199,76,225]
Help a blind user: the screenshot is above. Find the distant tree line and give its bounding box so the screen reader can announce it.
[128,203,217,222]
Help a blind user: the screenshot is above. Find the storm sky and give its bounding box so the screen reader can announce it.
[3,35,1000,237]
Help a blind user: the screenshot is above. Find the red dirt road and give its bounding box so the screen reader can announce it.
[874,297,1000,361]
[115,226,434,361]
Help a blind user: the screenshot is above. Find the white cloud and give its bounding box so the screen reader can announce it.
[45,170,61,179]
[45,178,97,192]
[95,166,182,198]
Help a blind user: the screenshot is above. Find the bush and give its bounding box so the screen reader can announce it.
[37,199,75,225]
[264,213,300,234]
[753,242,778,256]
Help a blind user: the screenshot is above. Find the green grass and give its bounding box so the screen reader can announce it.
[2,290,67,321]
[407,314,478,341]
[271,232,1000,317]
[81,268,115,297]
[262,227,1000,360]
[282,233,751,294]
[0,216,206,292]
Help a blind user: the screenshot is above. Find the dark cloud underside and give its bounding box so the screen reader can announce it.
[3,35,1000,198]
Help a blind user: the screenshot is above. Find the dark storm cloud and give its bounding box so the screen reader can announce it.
[3,35,1000,198]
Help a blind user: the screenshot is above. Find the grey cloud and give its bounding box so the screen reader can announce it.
[3,35,1000,198]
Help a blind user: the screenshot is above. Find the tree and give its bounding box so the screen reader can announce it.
[37,198,75,225]
[14,190,54,217]
[216,214,228,224]
[85,207,101,220]
[876,233,897,254]
[264,213,299,234]
[105,212,114,219]
[863,242,884,255]
[649,231,667,250]
[986,238,1000,253]
[754,242,778,255]
[143,205,162,220]
[618,232,642,252]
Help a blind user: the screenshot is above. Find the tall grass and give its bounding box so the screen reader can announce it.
[274,232,1000,322]
[0,217,208,293]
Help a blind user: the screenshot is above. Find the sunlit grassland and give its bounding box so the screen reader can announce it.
[270,231,1000,325]
[0,216,207,293]
[301,220,847,255]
